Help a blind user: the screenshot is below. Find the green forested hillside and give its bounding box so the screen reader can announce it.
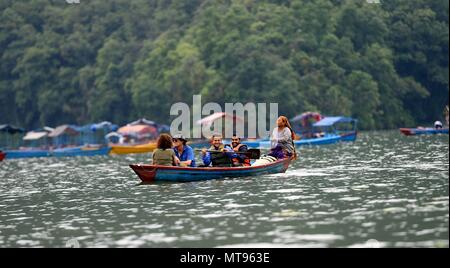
[0,0,448,130]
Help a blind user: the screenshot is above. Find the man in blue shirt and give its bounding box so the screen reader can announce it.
[172,134,196,167]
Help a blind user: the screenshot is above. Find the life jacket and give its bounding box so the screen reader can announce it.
[209,144,233,167]
[231,144,251,166]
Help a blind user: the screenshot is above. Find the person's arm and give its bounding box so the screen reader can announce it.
[270,128,278,148]
[151,149,158,165]
[223,145,237,158]
[173,154,180,166]
[180,160,192,167]
[202,151,212,166]
[180,147,194,167]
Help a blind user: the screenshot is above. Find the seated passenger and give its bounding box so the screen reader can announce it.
[230,133,251,167]
[201,135,235,167]
[152,134,179,166]
[172,134,196,167]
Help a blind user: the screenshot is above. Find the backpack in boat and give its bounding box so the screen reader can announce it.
[252,155,277,166]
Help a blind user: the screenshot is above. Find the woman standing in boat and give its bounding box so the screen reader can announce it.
[270,116,297,160]
[152,134,180,166]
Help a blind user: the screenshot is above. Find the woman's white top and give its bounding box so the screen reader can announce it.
[271,127,295,154]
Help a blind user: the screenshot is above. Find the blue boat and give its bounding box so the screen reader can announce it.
[3,149,50,159]
[400,128,449,136]
[52,146,111,157]
[130,158,291,182]
[243,116,358,148]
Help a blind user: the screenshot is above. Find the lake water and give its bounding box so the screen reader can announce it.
[0,131,448,248]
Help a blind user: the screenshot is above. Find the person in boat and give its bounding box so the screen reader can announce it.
[152,134,180,166]
[434,121,443,129]
[201,134,235,167]
[269,116,297,160]
[230,133,251,167]
[172,134,196,167]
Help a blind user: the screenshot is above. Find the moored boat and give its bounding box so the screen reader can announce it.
[400,128,449,136]
[130,158,291,182]
[243,132,357,148]
[110,142,156,154]
[3,149,50,159]
[52,146,111,157]
[110,142,157,155]
[243,116,357,148]
[0,151,5,161]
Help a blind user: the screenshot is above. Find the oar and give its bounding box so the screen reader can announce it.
[195,149,261,159]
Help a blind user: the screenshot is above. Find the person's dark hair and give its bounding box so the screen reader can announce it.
[173,138,187,145]
[157,134,173,150]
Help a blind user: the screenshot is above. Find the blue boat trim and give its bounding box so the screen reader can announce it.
[52,146,111,157]
[4,150,50,159]
[242,131,357,148]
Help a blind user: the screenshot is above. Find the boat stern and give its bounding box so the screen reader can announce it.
[399,128,413,136]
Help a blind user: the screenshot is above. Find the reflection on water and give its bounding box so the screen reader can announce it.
[0,131,448,247]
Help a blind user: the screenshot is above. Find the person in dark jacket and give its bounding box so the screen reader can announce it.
[230,134,250,166]
[201,134,235,167]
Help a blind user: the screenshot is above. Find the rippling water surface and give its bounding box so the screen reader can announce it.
[0,131,448,248]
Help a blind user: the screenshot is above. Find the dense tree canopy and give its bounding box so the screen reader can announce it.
[0,0,448,131]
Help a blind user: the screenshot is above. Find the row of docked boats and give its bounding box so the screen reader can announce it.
[1,118,163,161]
[1,142,157,160]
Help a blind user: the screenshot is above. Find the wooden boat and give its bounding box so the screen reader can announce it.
[243,132,357,148]
[52,146,111,157]
[400,128,449,136]
[3,149,50,159]
[0,151,5,161]
[110,142,157,155]
[130,158,291,182]
[243,116,357,148]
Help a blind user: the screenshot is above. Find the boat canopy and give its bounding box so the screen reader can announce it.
[196,112,244,127]
[90,121,118,132]
[0,124,25,134]
[313,116,356,127]
[118,124,157,137]
[72,122,118,133]
[23,131,48,141]
[48,125,79,137]
[128,118,158,127]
